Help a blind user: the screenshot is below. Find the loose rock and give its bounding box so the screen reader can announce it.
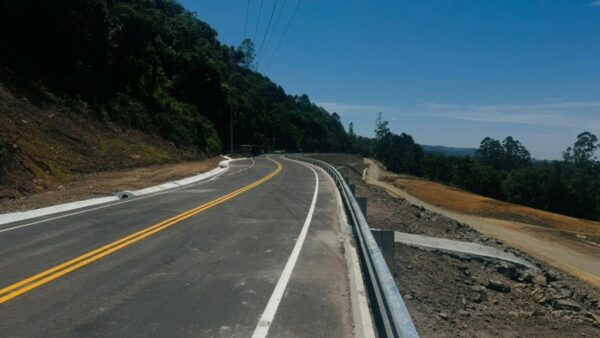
[487,279,511,293]
[533,274,548,287]
[553,299,582,312]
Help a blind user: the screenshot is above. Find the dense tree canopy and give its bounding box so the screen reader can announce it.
[475,136,531,171]
[0,0,348,154]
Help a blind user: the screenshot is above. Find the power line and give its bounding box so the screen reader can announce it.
[264,0,302,72]
[243,0,250,39]
[258,0,289,66]
[252,0,264,42]
[256,0,279,67]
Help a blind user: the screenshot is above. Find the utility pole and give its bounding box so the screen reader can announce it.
[320,133,323,153]
[230,108,233,156]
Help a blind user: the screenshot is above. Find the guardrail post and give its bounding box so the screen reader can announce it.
[356,197,367,217]
[370,228,395,267]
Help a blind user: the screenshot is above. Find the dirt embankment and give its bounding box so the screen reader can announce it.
[0,157,222,214]
[310,154,600,338]
[0,83,211,205]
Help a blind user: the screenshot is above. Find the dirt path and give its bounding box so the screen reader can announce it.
[364,158,600,288]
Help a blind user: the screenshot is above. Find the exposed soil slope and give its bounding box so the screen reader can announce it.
[0,84,205,201]
[391,175,600,235]
[0,157,221,214]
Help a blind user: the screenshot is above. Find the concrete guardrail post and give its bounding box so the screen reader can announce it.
[371,228,395,267]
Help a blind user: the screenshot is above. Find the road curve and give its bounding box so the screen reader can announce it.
[0,155,352,337]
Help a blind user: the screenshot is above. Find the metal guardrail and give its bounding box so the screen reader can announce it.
[287,155,419,338]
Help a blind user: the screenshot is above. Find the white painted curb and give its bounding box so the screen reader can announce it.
[0,156,247,226]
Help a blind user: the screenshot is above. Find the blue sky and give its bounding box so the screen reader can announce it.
[179,0,600,159]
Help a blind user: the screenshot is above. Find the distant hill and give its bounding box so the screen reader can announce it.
[420,145,477,157]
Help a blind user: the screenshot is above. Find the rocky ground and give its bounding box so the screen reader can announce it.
[310,154,600,337]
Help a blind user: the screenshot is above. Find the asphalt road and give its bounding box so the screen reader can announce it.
[0,155,353,338]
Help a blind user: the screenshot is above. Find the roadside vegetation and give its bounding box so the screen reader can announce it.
[349,114,600,221]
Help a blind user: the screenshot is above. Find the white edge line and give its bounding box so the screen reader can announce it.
[0,158,252,232]
[251,163,319,338]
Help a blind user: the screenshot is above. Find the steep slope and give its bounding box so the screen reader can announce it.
[0,0,348,154]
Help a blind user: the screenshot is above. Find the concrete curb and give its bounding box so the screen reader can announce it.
[394,231,536,268]
[0,156,246,226]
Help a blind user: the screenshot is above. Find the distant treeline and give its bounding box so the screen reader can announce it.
[348,115,600,220]
[0,0,348,154]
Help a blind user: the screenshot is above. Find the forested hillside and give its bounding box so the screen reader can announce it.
[0,0,348,155]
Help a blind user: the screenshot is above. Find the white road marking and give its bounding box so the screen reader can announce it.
[0,158,256,234]
[251,164,319,338]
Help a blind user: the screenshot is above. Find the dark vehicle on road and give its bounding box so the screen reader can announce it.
[240,144,262,157]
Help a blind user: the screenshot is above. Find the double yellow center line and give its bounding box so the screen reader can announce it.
[0,159,282,304]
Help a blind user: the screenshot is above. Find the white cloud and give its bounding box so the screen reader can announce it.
[419,100,600,130]
[317,99,600,132]
[590,1,600,7]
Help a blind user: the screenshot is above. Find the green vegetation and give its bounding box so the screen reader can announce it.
[349,116,600,220]
[0,0,348,154]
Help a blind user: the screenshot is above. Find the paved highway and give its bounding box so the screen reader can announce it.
[0,156,353,337]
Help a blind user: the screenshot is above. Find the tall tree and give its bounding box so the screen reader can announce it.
[348,122,356,138]
[502,136,531,170]
[475,137,505,169]
[374,112,390,140]
[238,38,256,70]
[563,131,598,166]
